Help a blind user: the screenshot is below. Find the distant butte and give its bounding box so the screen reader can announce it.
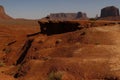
[99,6,120,21]
[100,6,119,18]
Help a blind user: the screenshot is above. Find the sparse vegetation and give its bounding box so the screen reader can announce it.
[3,48,11,54]
[0,61,5,67]
[48,71,62,80]
[89,18,97,21]
[41,56,51,61]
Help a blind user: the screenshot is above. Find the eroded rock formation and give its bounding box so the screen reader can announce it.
[100,6,119,18]
[38,20,117,36]
[38,20,81,35]
[0,5,13,20]
[46,12,88,20]
[76,12,87,19]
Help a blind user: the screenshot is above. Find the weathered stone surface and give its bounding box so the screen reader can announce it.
[100,6,119,18]
[38,21,81,35]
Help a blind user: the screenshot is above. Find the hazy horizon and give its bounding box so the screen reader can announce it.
[0,0,120,19]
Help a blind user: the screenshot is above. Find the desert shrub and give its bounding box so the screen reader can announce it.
[89,18,97,21]
[3,48,11,54]
[0,61,5,67]
[41,56,51,61]
[48,71,62,80]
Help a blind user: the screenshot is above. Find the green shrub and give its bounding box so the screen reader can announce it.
[48,71,62,80]
[0,61,5,67]
[89,18,97,21]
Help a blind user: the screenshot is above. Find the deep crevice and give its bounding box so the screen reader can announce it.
[27,32,40,37]
[16,39,33,65]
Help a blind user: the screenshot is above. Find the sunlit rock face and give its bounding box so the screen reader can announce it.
[0,5,13,20]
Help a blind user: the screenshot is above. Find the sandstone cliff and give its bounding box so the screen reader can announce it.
[0,5,13,20]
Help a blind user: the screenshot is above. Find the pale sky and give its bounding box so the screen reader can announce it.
[0,0,120,19]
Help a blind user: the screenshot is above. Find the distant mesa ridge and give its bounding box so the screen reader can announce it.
[46,12,88,20]
[100,6,119,18]
[0,5,120,21]
[0,5,13,20]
